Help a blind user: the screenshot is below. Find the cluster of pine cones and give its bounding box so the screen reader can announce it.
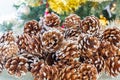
[0,13,120,80]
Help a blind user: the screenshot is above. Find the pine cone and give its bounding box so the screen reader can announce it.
[0,41,19,60]
[0,31,15,43]
[5,56,28,77]
[44,12,60,27]
[0,57,4,73]
[18,51,42,71]
[101,28,120,48]
[17,33,42,55]
[98,41,119,59]
[78,35,100,57]
[55,42,80,65]
[79,63,98,80]
[63,14,81,29]
[65,29,81,41]
[85,55,105,73]
[58,61,81,80]
[42,29,64,52]
[24,20,41,35]
[105,56,120,77]
[81,16,100,35]
[34,65,59,80]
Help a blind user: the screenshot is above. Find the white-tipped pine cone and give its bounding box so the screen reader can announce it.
[85,55,105,73]
[98,41,119,59]
[55,42,80,65]
[0,31,15,43]
[18,51,42,71]
[105,56,120,77]
[0,41,19,60]
[42,29,64,52]
[63,14,81,29]
[101,28,120,48]
[24,20,41,35]
[17,33,42,55]
[78,35,100,57]
[5,56,28,77]
[34,65,58,80]
[44,12,60,27]
[81,16,100,35]
[0,57,4,73]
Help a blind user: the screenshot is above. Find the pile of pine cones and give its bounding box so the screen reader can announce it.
[0,12,120,80]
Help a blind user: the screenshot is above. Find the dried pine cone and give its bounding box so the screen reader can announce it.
[24,20,41,35]
[85,55,105,73]
[81,16,100,35]
[105,56,120,77]
[98,41,119,59]
[18,51,42,71]
[0,41,19,60]
[65,29,81,41]
[5,56,28,77]
[34,65,58,80]
[42,29,64,52]
[0,57,4,73]
[17,33,42,55]
[0,31,15,43]
[101,28,120,48]
[78,35,100,57]
[79,63,98,80]
[55,42,80,65]
[44,12,60,27]
[63,14,81,29]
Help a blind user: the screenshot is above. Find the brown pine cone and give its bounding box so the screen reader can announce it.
[98,41,119,59]
[0,41,19,60]
[63,14,81,29]
[55,42,80,65]
[85,55,105,73]
[31,60,45,76]
[42,29,64,52]
[78,35,100,57]
[101,28,120,48]
[44,12,61,27]
[18,51,42,71]
[65,29,81,41]
[5,56,28,77]
[24,20,41,35]
[81,16,100,35]
[34,65,58,80]
[17,33,42,55]
[58,61,81,80]
[0,57,4,73]
[79,63,98,80]
[105,56,120,77]
[0,31,15,43]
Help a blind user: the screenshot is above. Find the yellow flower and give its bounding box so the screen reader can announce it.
[48,0,86,14]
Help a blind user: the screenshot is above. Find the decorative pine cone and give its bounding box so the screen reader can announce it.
[0,57,4,73]
[5,56,28,77]
[105,56,120,77]
[58,61,81,80]
[42,29,64,52]
[101,28,120,48]
[63,14,81,29]
[17,33,42,55]
[34,65,58,80]
[79,63,98,80]
[81,16,100,35]
[0,31,15,43]
[44,12,60,27]
[85,55,105,73]
[65,29,81,41]
[78,35,100,57]
[0,41,19,60]
[24,20,41,35]
[18,51,42,71]
[55,42,80,65]
[98,41,119,59]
